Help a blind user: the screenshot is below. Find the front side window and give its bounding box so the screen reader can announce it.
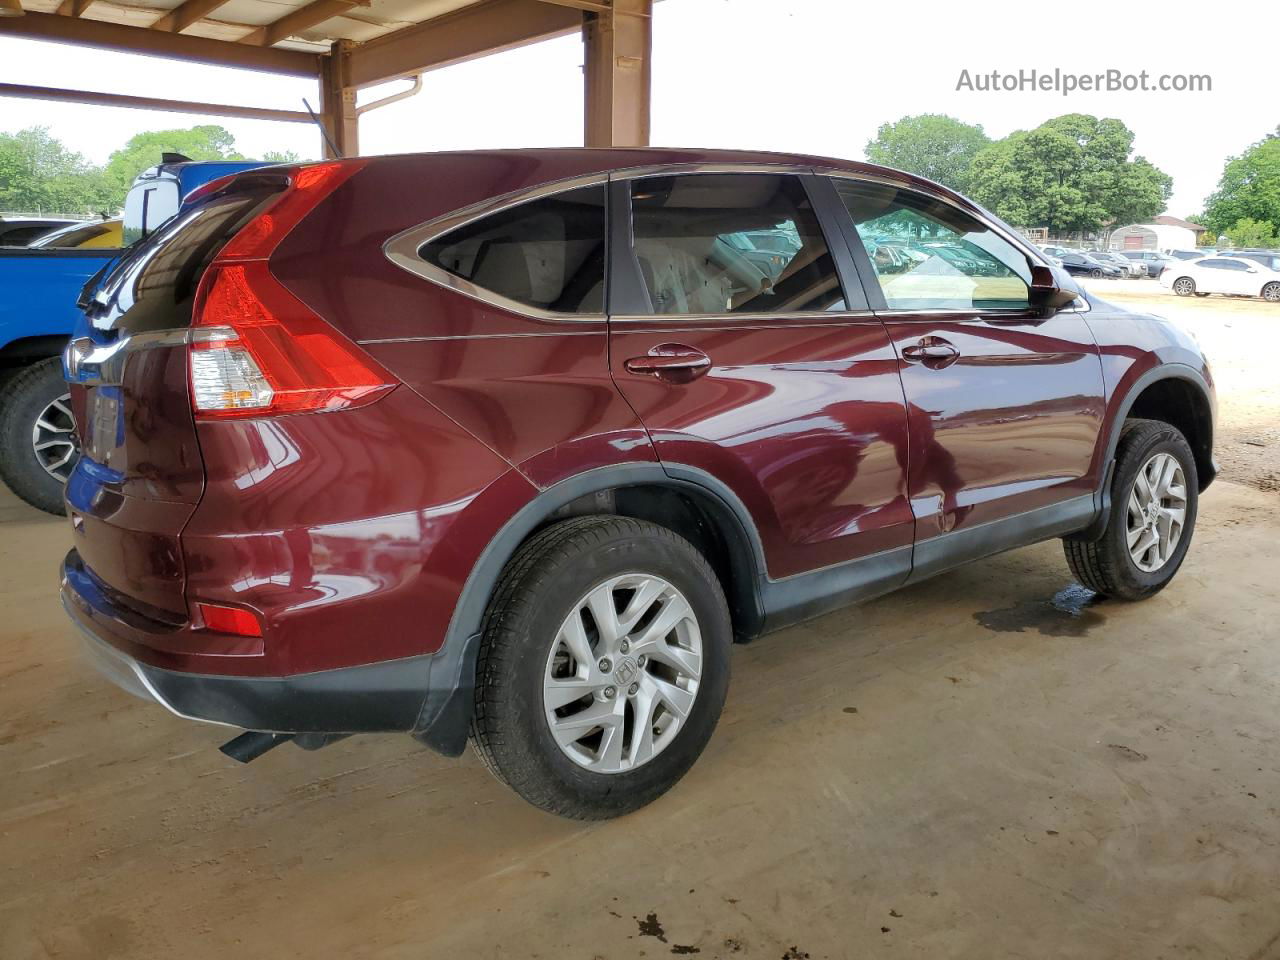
[419,184,605,314]
[629,174,845,315]
[833,179,1031,311]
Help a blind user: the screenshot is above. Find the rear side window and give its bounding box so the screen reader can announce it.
[418,184,606,314]
[628,173,846,315]
[834,179,1031,311]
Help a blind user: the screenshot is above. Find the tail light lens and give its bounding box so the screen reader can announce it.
[188,160,395,420]
[195,601,262,637]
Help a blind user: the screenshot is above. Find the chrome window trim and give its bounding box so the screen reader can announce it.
[610,309,876,324]
[383,171,613,323]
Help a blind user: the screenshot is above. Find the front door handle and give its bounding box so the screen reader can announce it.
[624,343,712,384]
[901,337,959,368]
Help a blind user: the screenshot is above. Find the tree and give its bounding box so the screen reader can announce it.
[1224,217,1278,248]
[102,125,244,204]
[967,114,1171,237]
[0,127,113,215]
[263,150,301,163]
[864,114,990,192]
[1202,135,1280,235]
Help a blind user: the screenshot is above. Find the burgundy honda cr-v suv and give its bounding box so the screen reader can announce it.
[60,149,1215,818]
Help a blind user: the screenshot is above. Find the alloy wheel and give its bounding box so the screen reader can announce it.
[1126,452,1187,573]
[31,392,77,482]
[543,573,702,774]
[1262,282,1280,303]
[1173,277,1195,296]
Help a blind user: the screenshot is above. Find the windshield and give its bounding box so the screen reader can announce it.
[30,219,123,250]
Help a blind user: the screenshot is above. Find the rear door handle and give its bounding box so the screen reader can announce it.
[624,344,712,383]
[901,337,959,368]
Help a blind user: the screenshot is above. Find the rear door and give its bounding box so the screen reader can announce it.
[607,170,913,585]
[823,175,1105,574]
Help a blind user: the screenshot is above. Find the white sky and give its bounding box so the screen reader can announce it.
[0,0,1271,217]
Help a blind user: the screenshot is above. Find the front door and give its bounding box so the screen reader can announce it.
[824,176,1106,577]
[607,171,914,598]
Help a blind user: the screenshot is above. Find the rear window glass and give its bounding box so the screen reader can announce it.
[89,182,283,333]
[418,184,606,314]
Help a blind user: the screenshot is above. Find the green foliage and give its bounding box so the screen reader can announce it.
[263,150,301,163]
[864,114,991,192]
[967,114,1171,236]
[1224,217,1279,248]
[102,125,244,201]
[1202,135,1280,235]
[0,127,114,215]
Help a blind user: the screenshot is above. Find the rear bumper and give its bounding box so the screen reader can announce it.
[61,549,478,754]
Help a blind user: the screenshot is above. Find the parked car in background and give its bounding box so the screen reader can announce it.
[1221,250,1280,272]
[1160,255,1280,301]
[1167,249,1208,262]
[0,217,78,247]
[61,150,1216,819]
[26,218,123,250]
[0,158,269,514]
[1092,250,1145,277]
[1059,251,1123,278]
[1118,249,1178,278]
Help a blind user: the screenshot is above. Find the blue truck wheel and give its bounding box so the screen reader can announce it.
[0,358,77,515]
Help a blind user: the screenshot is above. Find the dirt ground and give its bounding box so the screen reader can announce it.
[2,285,1279,960]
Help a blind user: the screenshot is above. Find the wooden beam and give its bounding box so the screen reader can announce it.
[0,81,316,123]
[240,0,366,47]
[583,0,650,147]
[55,0,96,17]
[0,10,321,76]
[318,39,357,157]
[150,0,235,33]
[346,0,579,89]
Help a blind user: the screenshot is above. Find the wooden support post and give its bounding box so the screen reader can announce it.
[319,40,358,158]
[582,0,651,148]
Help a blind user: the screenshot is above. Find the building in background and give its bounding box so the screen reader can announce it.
[1110,216,1209,252]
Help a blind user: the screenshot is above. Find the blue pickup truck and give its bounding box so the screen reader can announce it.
[0,157,268,514]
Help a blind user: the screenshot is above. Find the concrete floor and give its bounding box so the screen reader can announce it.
[3,288,1280,960]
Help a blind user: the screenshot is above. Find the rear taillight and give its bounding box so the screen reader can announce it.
[188,160,394,420]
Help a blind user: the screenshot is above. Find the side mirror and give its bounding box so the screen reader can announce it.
[1029,262,1081,315]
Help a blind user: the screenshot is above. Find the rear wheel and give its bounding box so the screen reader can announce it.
[1172,276,1196,296]
[470,515,731,819]
[1090,268,1103,279]
[1261,281,1280,302]
[0,358,77,515]
[1063,419,1197,601]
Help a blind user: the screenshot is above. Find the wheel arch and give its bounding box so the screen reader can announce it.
[1070,364,1215,542]
[412,464,768,755]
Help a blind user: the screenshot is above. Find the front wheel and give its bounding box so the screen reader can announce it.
[470,515,732,819]
[1090,268,1103,279]
[1063,419,1198,601]
[0,358,77,515]
[1261,281,1280,303]
[1172,276,1196,296]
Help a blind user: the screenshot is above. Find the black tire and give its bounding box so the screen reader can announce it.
[1172,276,1196,296]
[1090,268,1103,279]
[1261,281,1280,303]
[470,515,732,819]
[0,358,76,515]
[1063,419,1198,601]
